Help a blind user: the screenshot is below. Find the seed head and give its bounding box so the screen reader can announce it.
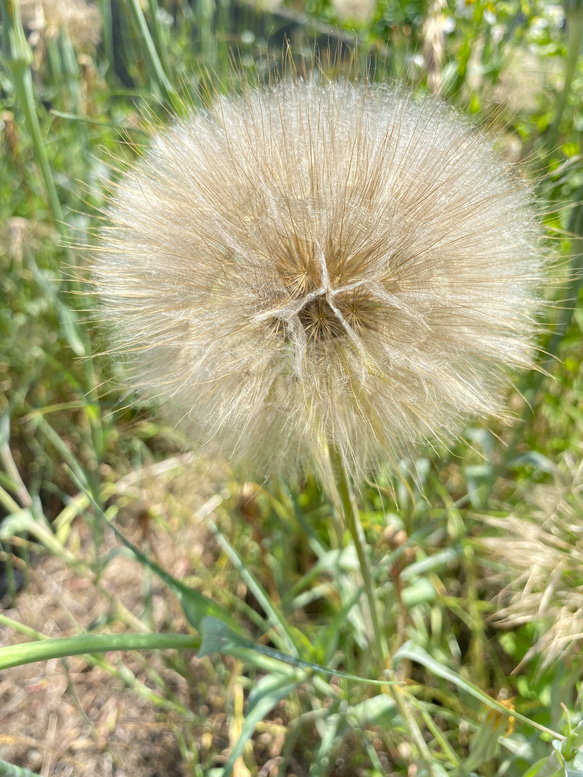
[483,459,583,668]
[95,79,545,487]
[21,0,101,49]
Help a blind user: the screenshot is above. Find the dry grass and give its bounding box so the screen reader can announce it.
[0,457,235,776]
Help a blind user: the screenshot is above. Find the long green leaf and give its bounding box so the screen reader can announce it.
[394,642,563,741]
[102,514,241,633]
[122,0,176,105]
[199,617,398,686]
[206,516,300,655]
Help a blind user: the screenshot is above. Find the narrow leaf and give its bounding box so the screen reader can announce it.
[221,675,300,777]
[206,517,299,655]
[199,617,398,686]
[395,642,563,741]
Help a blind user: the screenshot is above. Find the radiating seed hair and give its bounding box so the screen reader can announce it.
[94,78,546,488]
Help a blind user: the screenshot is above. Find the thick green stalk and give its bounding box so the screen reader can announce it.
[0,0,63,225]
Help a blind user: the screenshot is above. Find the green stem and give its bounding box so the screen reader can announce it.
[0,632,198,671]
[146,0,171,77]
[0,483,21,514]
[0,0,64,226]
[330,447,387,667]
[329,449,435,767]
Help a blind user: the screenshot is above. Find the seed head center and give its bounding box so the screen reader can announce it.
[297,293,344,342]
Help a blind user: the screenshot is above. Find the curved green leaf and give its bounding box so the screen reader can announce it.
[394,642,563,741]
[70,473,242,634]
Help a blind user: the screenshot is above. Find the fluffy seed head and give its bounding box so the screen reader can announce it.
[95,79,545,487]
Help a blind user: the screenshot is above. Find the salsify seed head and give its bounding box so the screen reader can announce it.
[95,79,545,487]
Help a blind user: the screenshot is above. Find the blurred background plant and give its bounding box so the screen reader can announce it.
[0,1,582,776]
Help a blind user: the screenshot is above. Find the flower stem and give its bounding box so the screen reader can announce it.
[329,448,435,767]
[329,447,388,667]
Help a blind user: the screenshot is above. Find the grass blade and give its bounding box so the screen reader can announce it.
[206,516,301,656]
[221,674,301,777]
[394,642,563,741]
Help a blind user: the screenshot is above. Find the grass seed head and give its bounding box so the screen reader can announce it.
[95,79,546,488]
[21,0,101,49]
[484,458,583,668]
